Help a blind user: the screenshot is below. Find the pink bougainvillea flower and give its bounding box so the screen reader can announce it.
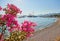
[21,21,36,37]
[22,21,36,29]
[12,20,18,26]
[3,4,22,17]
[2,14,19,27]
[0,6,2,11]
[2,14,15,22]
[1,14,21,32]
[8,24,21,32]
[6,20,18,27]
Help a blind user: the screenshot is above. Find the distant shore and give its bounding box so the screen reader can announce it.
[26,18,60,41]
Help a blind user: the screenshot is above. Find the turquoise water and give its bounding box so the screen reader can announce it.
[17,17,57,31]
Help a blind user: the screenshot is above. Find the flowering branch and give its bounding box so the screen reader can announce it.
[0,4,36,41]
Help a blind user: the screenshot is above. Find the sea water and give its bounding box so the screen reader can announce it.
[17,17,57,31]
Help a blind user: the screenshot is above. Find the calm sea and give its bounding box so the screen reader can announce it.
[17,17,57,31]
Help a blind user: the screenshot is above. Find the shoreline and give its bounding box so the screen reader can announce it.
[35,18,58,34]
[35,17,57,32]
[26,18,60,41]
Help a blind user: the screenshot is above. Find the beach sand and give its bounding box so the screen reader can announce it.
[26,18,60,41]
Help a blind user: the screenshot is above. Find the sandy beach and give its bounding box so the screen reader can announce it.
[26,18,60,41]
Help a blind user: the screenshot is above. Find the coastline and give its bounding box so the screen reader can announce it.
[26,18,60,41]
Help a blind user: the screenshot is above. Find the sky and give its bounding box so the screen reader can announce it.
[0,0,60,15]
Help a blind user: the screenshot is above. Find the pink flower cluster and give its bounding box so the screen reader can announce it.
[2,14,20,32]
[0,14,19,32]
[21,21,36,37]
[3,4,22,17]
